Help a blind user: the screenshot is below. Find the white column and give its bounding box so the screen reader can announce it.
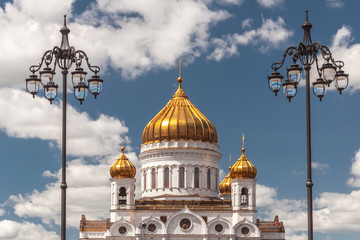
[158,166,164,189]
[147,168,151,191]
[187,165,193,189]
[184,165,188,188]
[169,166,173,189]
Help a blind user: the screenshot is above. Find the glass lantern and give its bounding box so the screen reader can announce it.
[321,63,337,85]
[71,67,87,87]
[40,67,55,82]
[268,72,284,96]
[26,75,41,98]
[287,64,302,84]
[44,81,58,104]
[74,82,88,104]
[282,80,297,102]
[312,78,326,101]
[335,70,349,94]
[88,75,103,98]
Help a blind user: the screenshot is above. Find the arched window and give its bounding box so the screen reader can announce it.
[144,171,147,191]
[179,167,185,188]
[194,167,199,188]
[151,168,156,189]
[119,187,126,204]
[164,167,169,188]
[119,187,126,196]
[241,188,248,206]
[207,169,211,189]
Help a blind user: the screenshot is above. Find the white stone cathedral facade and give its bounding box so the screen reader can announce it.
[79,72,285,240]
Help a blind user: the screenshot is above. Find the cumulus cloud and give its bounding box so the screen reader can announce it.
[256,0,284,8]
[312,162,329,175]
[347,149,360,187]
[8,149,140,227]
[208,16,293,61]
[241,18,253,29]
[0,220,59,240]
[258,184,360,237]
[0,88,127,156]
[327,26,360,92]
[0,0,230,86]
[219,0,245,5]
[326,0,345,8]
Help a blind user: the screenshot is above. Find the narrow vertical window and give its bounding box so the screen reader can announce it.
[179,167,185,188]
[164,167,169,188]
[207,169,211,189]
[119,187,126,204]
[241,188,248,206]
[151,168,156,189]
[144,171,147,191]
[194,167,199,188]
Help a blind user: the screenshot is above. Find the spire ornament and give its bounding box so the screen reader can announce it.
[242,133,245,153]
[178,57,183,87]
[229,154,232,170]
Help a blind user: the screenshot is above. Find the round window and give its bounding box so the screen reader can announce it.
[215,224,224,233]
[119,226,127,235]
[180,218,191,230]
[148,223,156,232]
[241,227,249,235]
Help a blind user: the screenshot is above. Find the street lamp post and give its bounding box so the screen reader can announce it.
[267,10,349,240]
[25,16,103,240]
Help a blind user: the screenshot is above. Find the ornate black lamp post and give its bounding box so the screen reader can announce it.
[25,16,103,240]
[267,10,348,240]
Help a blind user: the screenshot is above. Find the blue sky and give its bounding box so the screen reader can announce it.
[0,0,360,239]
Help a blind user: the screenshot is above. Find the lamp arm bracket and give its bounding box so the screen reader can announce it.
[29,50,53,74]
[74,50,101,74]
[314,54,322,78]
[271,46,297,71]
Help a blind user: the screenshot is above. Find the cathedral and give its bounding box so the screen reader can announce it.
[78,63,285,240]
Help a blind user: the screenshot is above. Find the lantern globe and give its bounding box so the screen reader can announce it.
[287,64,302,84]
[268,72,283,96]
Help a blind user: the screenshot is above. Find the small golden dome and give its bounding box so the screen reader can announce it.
[230,148,257,179]
[219,168,232,194]
[142,59,218,145]
[110,147,136,178]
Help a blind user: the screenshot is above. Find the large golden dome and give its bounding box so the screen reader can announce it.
[142,73,218,145]
[110,147,136,178]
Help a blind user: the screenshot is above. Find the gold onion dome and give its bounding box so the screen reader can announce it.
[142,58,218,145]
[219,167,232,194]
[110,147,136,178]
[219,154,232,194]
[230,135,257,179]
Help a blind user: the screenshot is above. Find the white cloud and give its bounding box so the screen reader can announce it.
[326,0,345,8]
[258,184,360,237]
[208,16,293,61]
[219,0,245,5]
[0,220,59,240]
[327,25,360,92]
[0,0,230,86]
[256,0,284,8]
[347,149,360,187]
[7,148,141,228]
[241,18,253,29]
[0,88,128,156]
[312,162,329,175]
